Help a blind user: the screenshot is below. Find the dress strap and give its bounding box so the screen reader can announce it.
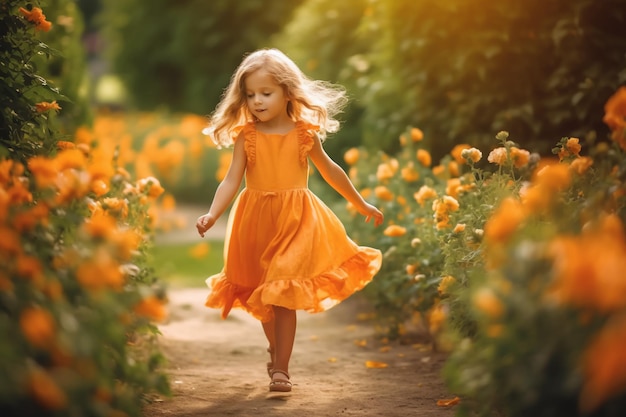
[296,121,320,166]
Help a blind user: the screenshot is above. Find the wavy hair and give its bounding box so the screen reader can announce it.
[206,49,348,147]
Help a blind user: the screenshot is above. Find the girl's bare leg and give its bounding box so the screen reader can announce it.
[272,306,296,374]
[261,319,276,373]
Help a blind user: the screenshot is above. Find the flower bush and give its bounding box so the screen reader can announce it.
[340,86,626,415]
[1,2,169,416]
[81,110,222,207]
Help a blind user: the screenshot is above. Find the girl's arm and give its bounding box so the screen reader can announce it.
[309,134,384,226]
[196,134,247,237]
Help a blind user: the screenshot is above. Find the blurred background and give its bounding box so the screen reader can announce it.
[34,0,622,289]
[43,0,625,206]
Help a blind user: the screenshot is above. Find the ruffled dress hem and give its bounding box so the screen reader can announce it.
[205,247,381,322]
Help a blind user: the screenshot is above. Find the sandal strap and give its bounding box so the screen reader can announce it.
[270,369,290,379]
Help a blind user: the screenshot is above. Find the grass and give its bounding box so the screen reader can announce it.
[149,240,224,288]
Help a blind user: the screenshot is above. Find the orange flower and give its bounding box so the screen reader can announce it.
[569,156,593,175]
[88,148,116,181]
[374,185,394,201]
[510,147,530,168]
[520,183,552,214]
[410,127,424,142]
[0,227,22,255]
[438,275,456,295]
[376,162,395,181]
[76,248,124,290]
[0,159,14,184]
[383,225,407,237]
[19,7,53,31]
[137,176,164,198]
[558,137,582,160]
[74,126,94,145]
[432,164,446,178]
[35,101,61,113]
[13,203,49,232]
[452,223,466,233]
[413,185,437,207]
[487,147,507,165]
[83,211,117,239]
[28,156,58,189]
[433,195,460,213]
[54,149,87,171]
[448,160,460,177]
[533,162,571,192]
[451,144,471,165]
[56,141,75,150]
[343,148,360,165]
[603,86,626,149]
[432,196,459,229]
[27,368,67,410]
[102,197,129,218]
[401,163,419,182]
[579,314,626,413]
[462,147,482,163]
[548,215,626,312]
[484,197,525,243]
[113,228,143,260]
[16,255,44,282]
[416,149,431,167]
[134,296,167,322]
[446,178,461,198]
[20,307,56,348]
[90,179,110,196]
[473,287,504,318]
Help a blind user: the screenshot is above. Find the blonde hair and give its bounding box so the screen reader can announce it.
[206,48,348,147]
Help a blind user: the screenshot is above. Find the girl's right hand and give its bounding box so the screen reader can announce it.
[196,213,216,237]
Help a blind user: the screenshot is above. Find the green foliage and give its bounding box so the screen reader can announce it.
[276,0,626,160]
[360,0,626,158]
[1,1,169,415]
[443,135,626,416]
[1,2,62,160]
[336,129,453,336]
[99,0,305,113]
[33,0,92,132]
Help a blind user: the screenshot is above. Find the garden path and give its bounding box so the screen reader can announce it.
[144,205,457,417]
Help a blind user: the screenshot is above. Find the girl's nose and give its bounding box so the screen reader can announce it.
[253,94,262,104]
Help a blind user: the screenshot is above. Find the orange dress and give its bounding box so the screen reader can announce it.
[205,121,382,322]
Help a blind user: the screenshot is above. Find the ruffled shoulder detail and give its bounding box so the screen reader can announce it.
[240,122,256,167]
[296,121,320,166]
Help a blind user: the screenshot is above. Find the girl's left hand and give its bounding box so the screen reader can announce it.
[359,203,384,227]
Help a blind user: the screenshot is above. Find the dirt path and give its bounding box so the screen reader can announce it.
[143,288,458,417]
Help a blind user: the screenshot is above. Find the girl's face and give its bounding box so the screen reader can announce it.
[244,69,290,125]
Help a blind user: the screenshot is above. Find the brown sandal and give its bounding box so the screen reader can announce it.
[269,369,292,392]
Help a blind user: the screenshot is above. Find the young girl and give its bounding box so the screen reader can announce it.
[196,48,383,393]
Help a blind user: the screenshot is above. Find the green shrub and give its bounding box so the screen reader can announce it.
[359,0,626,158]
[1,2,169,416]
